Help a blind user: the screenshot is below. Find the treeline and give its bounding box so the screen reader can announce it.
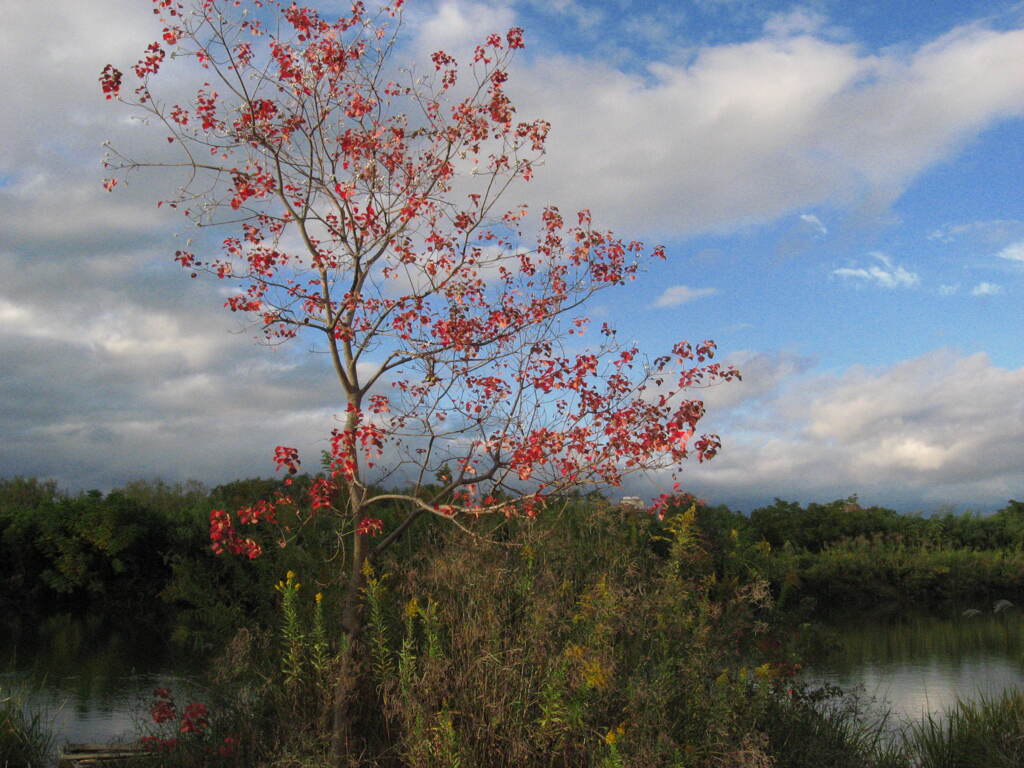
[3,476,1023,641]
[746,496,1024,552]
[677,494,1024,613]
[0,476,333,648]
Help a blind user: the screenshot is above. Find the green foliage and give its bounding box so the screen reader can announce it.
[0,475,342,650]
[5,473,1022,631]
[275,571,306,689]
[748,496,1024,554]
[764,534,1024,613]
[741,497,1024,613]
[0,484,171,611]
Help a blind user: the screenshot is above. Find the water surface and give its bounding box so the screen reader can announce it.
[811,609,1024,723]
[1,612,204,746]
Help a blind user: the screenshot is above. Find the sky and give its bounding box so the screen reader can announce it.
[1,0,1022,513]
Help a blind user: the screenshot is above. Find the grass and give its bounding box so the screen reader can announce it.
[900,689,1024,768]
[759,684,904,768]
[0,686,56,768]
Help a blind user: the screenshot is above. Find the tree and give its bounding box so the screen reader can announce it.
[101,0,739,755]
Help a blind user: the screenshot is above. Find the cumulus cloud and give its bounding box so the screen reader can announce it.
[653,285,718,307]
[763,9,830,38]
[938,283,959,296]
[971,281,1003,296]
[505,15,1024,236]
[832,251,919,288]
[697,349,813,415]
[411,0,516,59]
[664,350,1024,511]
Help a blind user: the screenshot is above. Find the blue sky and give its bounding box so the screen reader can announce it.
[0,0,1022,512]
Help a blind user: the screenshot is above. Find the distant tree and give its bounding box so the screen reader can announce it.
[0,476,62,513]
[101,0,738,755]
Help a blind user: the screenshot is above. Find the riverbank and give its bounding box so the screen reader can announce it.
[12,642,1024,768]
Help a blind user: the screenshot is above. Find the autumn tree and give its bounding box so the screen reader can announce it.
[101,0,738,755]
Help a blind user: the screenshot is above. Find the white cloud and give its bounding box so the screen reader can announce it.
[507,16,1024,236]
[698,350,812,414]
[971,281,1003,296]
[0,0,155,171]
[996,241,1024,262]
[412,0,516,60]
[799,213,828,236]
[763,9,828,38]
[666,350,1024,510]
[653,285,718,307]
[832,251,919,289]
[938,283,959,296]
[928,219,1024,243]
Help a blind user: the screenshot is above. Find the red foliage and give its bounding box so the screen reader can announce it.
[102,0,740,561]
[141,690,216,755]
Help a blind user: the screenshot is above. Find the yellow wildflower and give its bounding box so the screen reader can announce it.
[604,724,626,745]
[582,659,609,690]
[405,598,420,619]
[563,644,584,661]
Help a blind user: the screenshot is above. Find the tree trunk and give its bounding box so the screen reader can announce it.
[331,529,369,765]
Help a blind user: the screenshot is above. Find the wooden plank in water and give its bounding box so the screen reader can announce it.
[58,742,151,768]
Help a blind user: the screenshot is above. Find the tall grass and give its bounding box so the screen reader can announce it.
[901,689,1024,768]
[756,683,907,768]
[0,686,56,768]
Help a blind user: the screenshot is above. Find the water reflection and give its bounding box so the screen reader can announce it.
[0,612,204,746]
[812,611,1024,723]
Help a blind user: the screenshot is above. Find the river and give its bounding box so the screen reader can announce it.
[1,612,205,747]
[810,607,1024,724]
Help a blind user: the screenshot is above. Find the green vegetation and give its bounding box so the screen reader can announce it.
[0,476,337,651]
[4,476,1023,638]
[0,686,56,768]
[5,477,1024,765]
[115,501,831,767]
[668,494,1024,613]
